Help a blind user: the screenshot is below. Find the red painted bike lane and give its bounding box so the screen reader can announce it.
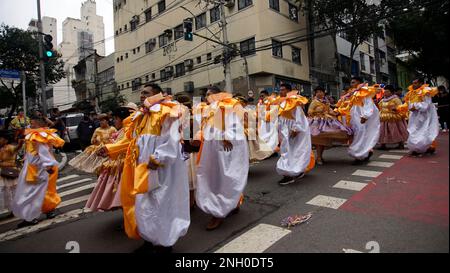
[341,134,449,227]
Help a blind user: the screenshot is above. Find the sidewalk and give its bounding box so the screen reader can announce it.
[341,133,449,227]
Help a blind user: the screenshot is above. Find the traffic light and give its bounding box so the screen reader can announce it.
[183,18,193,41]
[43,34,55,60]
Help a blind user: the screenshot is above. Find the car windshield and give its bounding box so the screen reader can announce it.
[66,116,83,127]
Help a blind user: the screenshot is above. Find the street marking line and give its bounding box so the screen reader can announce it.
[389,149,409,154]
[0,208,89,242]
[0,194,91,228]
[306,195,347,209]
[333,180,368,191]
[57,174,80,183]
[57,178,93,190]
[367,161,394,168]
[379,154,403,160]
[352,170,382,178]
[215,224,291,253]
[59,183,96,198]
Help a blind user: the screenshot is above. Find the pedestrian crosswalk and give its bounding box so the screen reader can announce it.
[305,151,405,211]
[0,172,96,239]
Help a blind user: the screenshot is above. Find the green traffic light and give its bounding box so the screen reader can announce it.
[46,50,53,58]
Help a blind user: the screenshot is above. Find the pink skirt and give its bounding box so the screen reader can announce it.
[379,119,409,144]
[85,168,122,211]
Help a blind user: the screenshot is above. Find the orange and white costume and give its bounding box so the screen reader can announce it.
[195,92,248,218]
[12,129,64,221]
[398,84,439,153]
[105,94,189,247]
[276,92,314,177]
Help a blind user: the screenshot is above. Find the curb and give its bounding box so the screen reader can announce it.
[58,152,68,171]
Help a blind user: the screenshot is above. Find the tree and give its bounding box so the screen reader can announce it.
[0,24,65,122]
[384,0,449,81]
[299,0,384,82]
[100,94,126,113]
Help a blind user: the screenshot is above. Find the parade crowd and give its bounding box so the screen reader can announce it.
[0,76,448,253]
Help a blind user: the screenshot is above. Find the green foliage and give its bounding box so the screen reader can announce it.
[0,24,66,113]
[384,0,449,80]
[100,94,126,113]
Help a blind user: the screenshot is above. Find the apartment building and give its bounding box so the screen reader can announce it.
[113,0,311,103]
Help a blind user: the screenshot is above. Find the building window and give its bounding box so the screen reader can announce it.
[159,33,169,47]
[145,8,152,22]
[238,0,252,10]
[137,46,140,53]
[210,6,220,23]
[292,46,301,64]
[132,78,142,91]
[124,24,128,31]
[196,13,207,30]
[121,84,124,89]
[197,56,202,64]
[132,48,136,54]
[146,75,149,82]
[269,0,279,11]
[115,30,119,36]
[116,57,120,63]
[151,73,155,79]
[272,40,282,58]
[130,16,139,31]
[370,56,375,74]
[175,63,186,78]
[125,53,129,59]
[360,52,366,71]
[378,50,386,65]
[120,55,123,61]
[158,0,166,14]
[240,37,256,57]
[126,82,130,88]
[207,53,212,61]
[174,24,183,40]
[145,39,156,53]
[288,4,299,22]
[160,69,168,82]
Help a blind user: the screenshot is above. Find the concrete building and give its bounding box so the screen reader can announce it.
[53,0,105,111]
[311,27,396,98]
[28,16,58,43]
[97,53,117,104]
[113,0,311,103]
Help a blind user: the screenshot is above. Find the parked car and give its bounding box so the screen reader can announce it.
[63,113,84,143]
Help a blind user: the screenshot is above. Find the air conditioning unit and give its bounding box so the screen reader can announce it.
[224,0,235,8]
[184,81,194,93]
[184,59,194,69]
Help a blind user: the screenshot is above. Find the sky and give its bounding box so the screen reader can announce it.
[0,0,114,55]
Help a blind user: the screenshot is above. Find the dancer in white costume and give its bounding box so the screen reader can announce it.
[99,84,189,253]
[257,90,280,153]
[12,115,65,228]
[196,86,248,230]
[346,77,380,164]
[398,78,439,156]
[276,84,315,186]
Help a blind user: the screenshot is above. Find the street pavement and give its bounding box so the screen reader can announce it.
[0,134,448,253]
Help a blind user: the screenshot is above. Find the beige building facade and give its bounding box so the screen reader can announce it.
[113,0,311,103]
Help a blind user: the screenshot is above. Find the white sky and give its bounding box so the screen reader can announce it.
[0,0,114,55]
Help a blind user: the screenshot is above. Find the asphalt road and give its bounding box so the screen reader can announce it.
[0,134,448,253]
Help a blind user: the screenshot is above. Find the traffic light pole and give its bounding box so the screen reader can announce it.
[220,3,233,93]
[37,0,48,116]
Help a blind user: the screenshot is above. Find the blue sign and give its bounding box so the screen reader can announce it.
[0,69,20,80]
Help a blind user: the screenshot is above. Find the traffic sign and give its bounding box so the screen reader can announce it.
[0,69,20,80]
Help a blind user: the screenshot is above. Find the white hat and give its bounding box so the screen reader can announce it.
[125,102,138,111]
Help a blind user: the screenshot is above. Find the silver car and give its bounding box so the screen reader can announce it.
[64,113,84,142]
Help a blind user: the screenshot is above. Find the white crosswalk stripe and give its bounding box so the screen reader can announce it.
[57,178,93,190]
[57,174,80,183]
[306,195,347,209]
[59,183,96,198]
[333,180,368,191]
[352,170,382,178]
[215,224,291,253]
[367,161,395,168]
[379,154,403,160]
[389,149,409,154]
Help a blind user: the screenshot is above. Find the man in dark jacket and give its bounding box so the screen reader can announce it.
[76,114,96,150]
